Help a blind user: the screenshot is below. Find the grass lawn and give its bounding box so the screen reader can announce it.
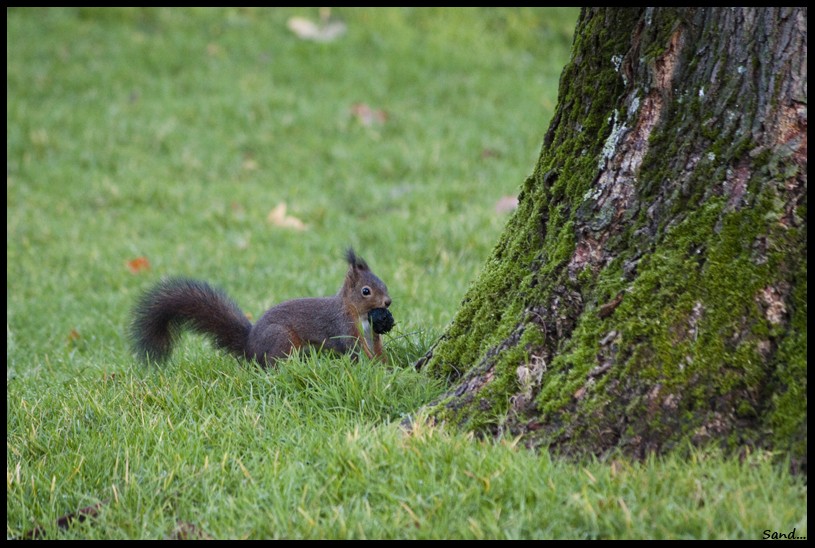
[7,7,806,539]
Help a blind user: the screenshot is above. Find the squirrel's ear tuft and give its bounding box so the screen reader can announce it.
[345,247,369,271]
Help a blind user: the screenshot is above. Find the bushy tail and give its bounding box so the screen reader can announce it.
[131,278,252,363]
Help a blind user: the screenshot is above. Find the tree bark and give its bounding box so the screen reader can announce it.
[417,8,806,469]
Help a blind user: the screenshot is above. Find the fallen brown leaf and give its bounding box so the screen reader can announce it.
[168,521,213,540]
[126,256,151,274]
[16,501,107,539]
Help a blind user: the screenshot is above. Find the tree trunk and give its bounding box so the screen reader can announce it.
[417,7,806,469]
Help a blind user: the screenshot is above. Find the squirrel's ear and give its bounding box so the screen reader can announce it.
[345,247,369,271]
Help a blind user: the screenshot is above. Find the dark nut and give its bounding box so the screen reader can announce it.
[368,307,395,334]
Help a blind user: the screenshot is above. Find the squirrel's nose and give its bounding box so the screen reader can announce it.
[384,298,392,308]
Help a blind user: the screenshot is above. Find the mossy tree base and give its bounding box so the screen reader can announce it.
[417,8,806,469]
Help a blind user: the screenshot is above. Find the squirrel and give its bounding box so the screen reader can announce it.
[130,248,392,366]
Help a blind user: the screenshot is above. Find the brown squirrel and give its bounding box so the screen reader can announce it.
[130,248,393,366]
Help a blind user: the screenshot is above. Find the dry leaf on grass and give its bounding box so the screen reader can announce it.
[287,16,346,42]
[242,156,258,172]
[267,203,307,231]
[351,103,388,126]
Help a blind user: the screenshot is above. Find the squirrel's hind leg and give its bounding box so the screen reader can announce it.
[248,324,300,367]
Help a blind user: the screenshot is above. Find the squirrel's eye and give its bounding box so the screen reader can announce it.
[362,286,371,296]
